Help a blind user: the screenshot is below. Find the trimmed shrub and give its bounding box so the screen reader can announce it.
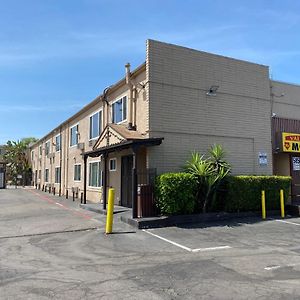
[225,176,291,212]
[155,173,198,215]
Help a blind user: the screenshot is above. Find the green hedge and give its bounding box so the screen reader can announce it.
[155,173,198,215]
[225,176,291,212]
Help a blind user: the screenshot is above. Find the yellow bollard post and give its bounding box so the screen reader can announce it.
[105,188,115,234]
[280,189,285,218]
[261,190,266,220]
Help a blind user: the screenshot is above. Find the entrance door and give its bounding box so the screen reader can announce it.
[121,155,133,207]
[0,166,4,189]
[290,154,300,203]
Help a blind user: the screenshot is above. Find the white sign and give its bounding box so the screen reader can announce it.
[259,152,268,166]
[17,175,22,179]
[293,157,300,171]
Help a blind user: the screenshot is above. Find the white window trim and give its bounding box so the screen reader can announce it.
[109,158,117,172]
[70,123,79,148]
[39,145,42,157]
[55,133,61,152]
[111,96,127,124]
[88,160,102,189]
[45,168,49,183]
[54,166,61,184]
[74,163,82,182]
[45,140,51,155]
[89,109,103,141]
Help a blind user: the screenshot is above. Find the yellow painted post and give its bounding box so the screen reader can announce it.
[105,188,115,234]
[280,189,285,218]
[261,190,266,220]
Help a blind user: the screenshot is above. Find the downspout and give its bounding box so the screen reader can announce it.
[125,63,135,130]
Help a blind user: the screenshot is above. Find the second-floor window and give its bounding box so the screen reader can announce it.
[39,145,42,156]
[112,96,127,123]
[90,111,102,140]
[31,151,34,160]
[45,141,50,155]
[70,124,79,146]
[55,134,61,152]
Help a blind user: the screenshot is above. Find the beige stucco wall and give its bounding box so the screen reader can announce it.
[30,66,148,203]
[271,80,300,120]
[146,40,273,175]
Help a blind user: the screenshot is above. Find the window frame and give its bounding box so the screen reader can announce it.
[39,145,42,157]
[55,166,61,184]
[70,123,79,147]
[88,161,103,188]
[89,109,103,141]
[74,163,82,182]
[109,158,117,172]
[44,168,49,183]
[45,140,50,156]
[55,134,62,152]
[111,96,127,124]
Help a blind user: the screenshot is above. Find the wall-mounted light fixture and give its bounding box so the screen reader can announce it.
[206,85,219,96]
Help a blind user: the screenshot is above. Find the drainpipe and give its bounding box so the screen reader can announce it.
[125,63,135,130]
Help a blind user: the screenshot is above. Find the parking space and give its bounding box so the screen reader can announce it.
[141,217,300,254]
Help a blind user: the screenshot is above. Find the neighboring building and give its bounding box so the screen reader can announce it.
[0,145,6,188]
[30,40,300,215]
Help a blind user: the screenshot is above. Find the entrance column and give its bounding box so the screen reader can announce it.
[83,155,87,204]
[103,152,108,210]
[132,146,138,218]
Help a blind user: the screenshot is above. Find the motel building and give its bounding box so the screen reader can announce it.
[30,40,300,217]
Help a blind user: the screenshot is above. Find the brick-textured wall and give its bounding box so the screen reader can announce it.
[147,40,273,175]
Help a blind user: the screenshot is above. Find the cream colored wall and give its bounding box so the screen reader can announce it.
[146,40,273,175]
[271,80,300,120]
[30,67,148,203]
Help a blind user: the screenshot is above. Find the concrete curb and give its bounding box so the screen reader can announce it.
[120,210,282,229]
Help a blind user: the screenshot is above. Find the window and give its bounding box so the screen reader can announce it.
[112,96,127,123]
[89,162,102,187]
[109,158,117,171]
[45,141,50,155]
[39,145,42,156]
[31,151,34,160]
[45,169,49,182]
[74,164,81,181]
[38,170,41,179]
[70,124,79,146]
[55,134,61,152]
[55,167,61,183]
[90,111,102,140]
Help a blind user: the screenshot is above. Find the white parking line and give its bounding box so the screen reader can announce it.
[142,229,231,253]
[55,202,64,207]
[275,219,300,226]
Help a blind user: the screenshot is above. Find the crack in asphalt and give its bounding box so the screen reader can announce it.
[0,227,98,240]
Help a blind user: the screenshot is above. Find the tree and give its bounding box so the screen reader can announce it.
[185,144,231,213]
[4,137,38,186]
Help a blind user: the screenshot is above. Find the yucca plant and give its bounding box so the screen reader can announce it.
[185,145,231,213]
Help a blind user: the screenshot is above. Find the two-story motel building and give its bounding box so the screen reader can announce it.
[30,39,300,216]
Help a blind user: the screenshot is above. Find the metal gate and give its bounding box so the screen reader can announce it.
[0,163,6,189]
[137,168,157,217]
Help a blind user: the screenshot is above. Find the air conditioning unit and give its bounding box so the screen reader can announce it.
[77,143,85,150]
[89,139,97,147]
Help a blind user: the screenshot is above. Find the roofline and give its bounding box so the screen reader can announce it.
[31,62,146,148]
[271,79,300,88]
[147,39,269,69]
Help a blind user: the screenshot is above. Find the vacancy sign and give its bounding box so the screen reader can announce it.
[282,132,300,152]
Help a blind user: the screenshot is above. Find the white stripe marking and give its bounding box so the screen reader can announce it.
[56,202,64,207]
[275,219,300,226]
[142,230,231,253]
[264,265,281,271]
[142,229,192,251]
[192,246,232,252]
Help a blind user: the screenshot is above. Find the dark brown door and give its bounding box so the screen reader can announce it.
[121,155,133,207]
[290,154,300,203]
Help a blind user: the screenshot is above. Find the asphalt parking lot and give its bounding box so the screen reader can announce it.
[1,188,300,299]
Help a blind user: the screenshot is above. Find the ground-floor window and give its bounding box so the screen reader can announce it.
[89,161,102,187]
[74,164,81,181]
[38,170,41,180]
[55,167,61,183]
[45,169,49,182]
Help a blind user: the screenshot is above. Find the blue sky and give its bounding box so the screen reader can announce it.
[1,0,300,143]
